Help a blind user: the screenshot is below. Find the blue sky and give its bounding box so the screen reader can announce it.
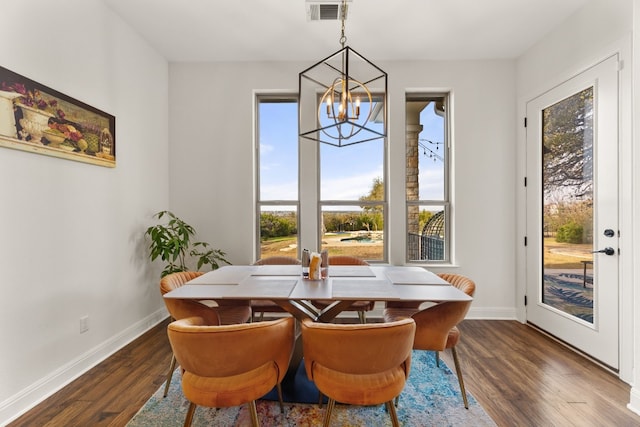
[259,101,445,203]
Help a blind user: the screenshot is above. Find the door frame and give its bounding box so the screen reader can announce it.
[515,36,633,382]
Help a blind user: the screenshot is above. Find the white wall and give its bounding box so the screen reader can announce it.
[0,1,170,423]
[515,0,636,397]
[517,0,631,91]
[169,59,518,319]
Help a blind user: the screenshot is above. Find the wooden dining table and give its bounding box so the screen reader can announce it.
[162,264,472,323]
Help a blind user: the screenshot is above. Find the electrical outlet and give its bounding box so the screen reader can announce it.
[80,316,89,333]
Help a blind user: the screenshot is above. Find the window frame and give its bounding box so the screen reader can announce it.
[318,104,389,263]
[255,92,389,264]
[255,94,300,261]
[405,92,452,264]
[318,200,389,264]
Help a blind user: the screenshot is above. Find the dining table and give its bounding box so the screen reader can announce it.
[162,264,472,323]
[163,263,473,378]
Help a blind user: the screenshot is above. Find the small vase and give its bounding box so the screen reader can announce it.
[17,103,54,144]
[0,90,22,138]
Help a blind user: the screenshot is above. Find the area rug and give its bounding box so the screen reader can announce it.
[127,350,496,426]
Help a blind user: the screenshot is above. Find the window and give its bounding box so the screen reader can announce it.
[406,94,450,263]
[256,96,299,259]
[320,97,387,262]
[256,95,387,263]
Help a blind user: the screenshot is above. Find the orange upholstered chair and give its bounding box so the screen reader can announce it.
[326,255,369,266]
[254,256,301,265]
[160,271,252,324]
[301,318,416,427]
[311,255,375,323]
[251,256,301,321]
[383,273,475,408]
[168,316,295,427]
[160,271,252,397]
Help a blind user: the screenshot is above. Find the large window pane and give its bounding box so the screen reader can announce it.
[321,204,384,261]
[542,87,594,323]
[417,102,446,200]
[407,204,447,261]
[320,139,384,200]
[259,100,298,200]
[259,205,298,258]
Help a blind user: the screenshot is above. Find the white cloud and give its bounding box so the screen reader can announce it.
[260,181,298,200]
[260,142,275,154]
[322,167,382,200]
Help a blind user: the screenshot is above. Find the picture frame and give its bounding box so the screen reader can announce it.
[0,65,116,168]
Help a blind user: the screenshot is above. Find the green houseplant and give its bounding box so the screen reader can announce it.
[145,210,230,277]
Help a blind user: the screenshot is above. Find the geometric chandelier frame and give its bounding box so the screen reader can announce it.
[299,47,387,147]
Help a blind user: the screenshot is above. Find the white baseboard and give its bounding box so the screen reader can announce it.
[628,386,640,416]
[0,308,168,427]
[466,306,518,320]
[363,302,517,321]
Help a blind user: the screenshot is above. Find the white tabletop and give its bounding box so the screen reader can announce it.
[163,265,472,303]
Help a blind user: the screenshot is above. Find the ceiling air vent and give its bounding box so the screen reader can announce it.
[306,1,350,21]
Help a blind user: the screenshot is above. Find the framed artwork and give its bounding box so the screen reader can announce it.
[0,65,116,167]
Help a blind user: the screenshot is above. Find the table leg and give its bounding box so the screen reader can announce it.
[274,299,319,321]
[285,319,304,378]
[317,300,354,322]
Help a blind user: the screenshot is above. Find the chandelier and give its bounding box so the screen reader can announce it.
[299,0,387,147]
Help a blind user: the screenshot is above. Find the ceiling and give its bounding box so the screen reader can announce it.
[102,0,591,62]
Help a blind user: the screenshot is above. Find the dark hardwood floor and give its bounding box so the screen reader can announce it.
[8,318,173,427]
[445,320,639,427]
[8,318,640,426]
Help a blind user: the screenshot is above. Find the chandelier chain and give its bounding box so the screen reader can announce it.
[340,0,347,47]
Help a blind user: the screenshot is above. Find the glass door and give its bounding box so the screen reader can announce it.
[526,55,619,370]
[541,87,595,323]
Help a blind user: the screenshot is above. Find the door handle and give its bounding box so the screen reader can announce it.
[592,247,615,256]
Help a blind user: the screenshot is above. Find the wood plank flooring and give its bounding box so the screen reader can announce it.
[8,319,640,426]
[8,318,173,427]
[443,320,639,427]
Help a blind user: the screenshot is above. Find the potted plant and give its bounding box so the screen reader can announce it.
[145,210,230,277]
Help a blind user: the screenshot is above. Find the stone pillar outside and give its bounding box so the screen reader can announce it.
[406,121,422,260]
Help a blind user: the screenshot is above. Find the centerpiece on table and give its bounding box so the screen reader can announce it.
[302,249,328,280]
